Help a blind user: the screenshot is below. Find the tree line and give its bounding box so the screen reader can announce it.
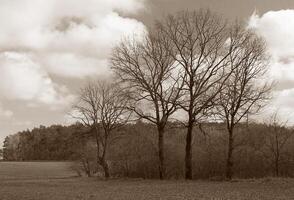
[2,124,86,161]
[2,9,293,180]
[2,120,294,179]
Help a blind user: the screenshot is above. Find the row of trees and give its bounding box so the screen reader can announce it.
[2,124,86,161]
[2,119,294,179]
[71,10,271,180]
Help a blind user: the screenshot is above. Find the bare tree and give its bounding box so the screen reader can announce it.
[156,10,233,179]
[216,24,271,180]
[73,80,131,178]
[111,25,184,179]
[263,112,293,177]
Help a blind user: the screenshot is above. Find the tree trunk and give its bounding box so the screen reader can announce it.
[82,159,91,177]
[226,129,234,180]
[102,159,110,178]
[275,134,280,177]
[158,127,165,180]
[185,122,193,180]
[275,156,279,177]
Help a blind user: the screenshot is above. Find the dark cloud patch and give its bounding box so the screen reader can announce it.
[134,0,294,26]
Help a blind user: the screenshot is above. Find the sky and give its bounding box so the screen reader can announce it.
[1,0,294,144]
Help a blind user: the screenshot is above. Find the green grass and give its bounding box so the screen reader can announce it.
[0,162,294,200]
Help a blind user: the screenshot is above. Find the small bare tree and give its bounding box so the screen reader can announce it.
[216,24,271,180]
[73,80,131,178]
[111,25,184,179]
[157,10,233,179]
[263,112,293,177]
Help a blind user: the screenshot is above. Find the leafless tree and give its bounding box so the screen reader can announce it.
[156,10,233,179]
[216,24,271,180]
[73,80,131,178]
[111,25,184,179]
[263,112,293,177]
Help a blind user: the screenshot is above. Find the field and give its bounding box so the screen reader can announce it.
[0,162,294,200]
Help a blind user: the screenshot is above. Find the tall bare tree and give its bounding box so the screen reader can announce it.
[111,26,184,179]
[216,24,271,180]
[157,10,233,179]
[73,80,131,178]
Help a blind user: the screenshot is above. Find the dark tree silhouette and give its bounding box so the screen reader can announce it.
[216,24,271,180]
[73,80,131,178]
[111,25,184,179]
[157,10,233,179]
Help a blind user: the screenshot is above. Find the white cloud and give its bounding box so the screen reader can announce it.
[249,10,294,59]
[0,52,74,107]
[257,88,294,124]
[248,10,294,83]
[43,53,109,78]
[248,10,294,123]
[0,0,146,78]
[0,0,146,107]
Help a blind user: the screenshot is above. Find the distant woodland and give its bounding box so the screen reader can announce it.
[3,121,294,179]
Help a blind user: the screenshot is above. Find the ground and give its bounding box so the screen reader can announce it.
[0,162,294,200]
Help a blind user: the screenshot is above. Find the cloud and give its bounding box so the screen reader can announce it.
[248,10,294,123]
[0,0,146,78]
[0,104,13,119]
[257,88,294,124]
[0,52,74,107]
[0,0,147,143]
[249,10,294,59]
[0,0,146,107]
[248,10,294,86]
[43,53,109,78]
